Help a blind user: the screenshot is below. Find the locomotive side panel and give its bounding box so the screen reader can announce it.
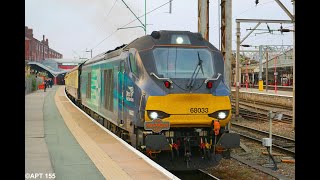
[81,61,116,126]
[81,65,99,112]
[80,54,143,131]
[98,60,122,127]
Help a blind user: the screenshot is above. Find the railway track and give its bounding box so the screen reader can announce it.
[230,97,293,124]
[231,99,292,113]
[231,107,292,124]
[231,123,295,157]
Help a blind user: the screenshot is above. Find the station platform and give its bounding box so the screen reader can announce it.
[231,87,293,97]
[25,86,179,180]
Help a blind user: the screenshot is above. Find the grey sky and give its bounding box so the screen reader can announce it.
[25,0,294,59]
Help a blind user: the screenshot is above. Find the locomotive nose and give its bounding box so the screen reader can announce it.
[145,94,231,127]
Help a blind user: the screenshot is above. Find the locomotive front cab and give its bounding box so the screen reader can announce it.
[129,31,240,169]
[144,41,232,128]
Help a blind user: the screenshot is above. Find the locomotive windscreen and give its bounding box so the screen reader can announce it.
[153,47,215,79]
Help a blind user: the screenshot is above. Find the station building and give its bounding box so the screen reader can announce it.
[25,26,63,62]
[25,26,86,85]
[27,59,85,85]
[232,48,293,87]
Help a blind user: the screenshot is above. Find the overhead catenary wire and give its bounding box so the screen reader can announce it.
[234,0,292,40]
[97,0,119,33]
[120,0,173,30]
[211,0,275,32]
[92,29,119,50]
[238,24,292,45]
[107,0,119,17]
[246,30,291,45]
[91,0,174,51]
[88,0,119,53]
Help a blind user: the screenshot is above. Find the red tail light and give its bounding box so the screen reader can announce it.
[164,81,171,88]
[206,81,213,89]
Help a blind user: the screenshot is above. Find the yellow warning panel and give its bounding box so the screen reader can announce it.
[259,80,263,91]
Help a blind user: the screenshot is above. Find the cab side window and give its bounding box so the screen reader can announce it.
[129,53,138,75]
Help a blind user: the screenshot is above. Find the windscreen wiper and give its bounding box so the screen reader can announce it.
[187,52,204,90]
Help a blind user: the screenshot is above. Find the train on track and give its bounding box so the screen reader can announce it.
[65,30,240,170]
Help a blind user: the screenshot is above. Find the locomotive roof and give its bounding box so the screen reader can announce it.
[83,30,218,66]
[83,44,127,66]
[124,30,218,51]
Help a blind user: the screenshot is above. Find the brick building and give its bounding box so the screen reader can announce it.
[25,26,63,61]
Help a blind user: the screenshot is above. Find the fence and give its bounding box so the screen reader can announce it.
[25,75,44,95]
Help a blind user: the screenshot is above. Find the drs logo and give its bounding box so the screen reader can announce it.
[190,108,208,113]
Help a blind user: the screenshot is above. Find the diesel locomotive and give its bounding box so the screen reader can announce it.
[65,30,240,170]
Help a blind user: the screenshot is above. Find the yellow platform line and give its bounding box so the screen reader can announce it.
[55,86,132,180]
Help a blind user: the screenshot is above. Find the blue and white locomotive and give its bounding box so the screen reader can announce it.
[65,30,240,170]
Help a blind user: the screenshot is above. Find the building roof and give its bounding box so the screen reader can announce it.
[240,48,293,71]
[262,48,293,68]
[46,58,86,64]
[28,61,69,77]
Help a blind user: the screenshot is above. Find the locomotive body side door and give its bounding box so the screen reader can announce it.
[118,60,127,128]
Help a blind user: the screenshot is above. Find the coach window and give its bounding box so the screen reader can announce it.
[129,53,138,75]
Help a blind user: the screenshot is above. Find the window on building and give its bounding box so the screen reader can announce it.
[86,73,91,98]
[104,69,114,111]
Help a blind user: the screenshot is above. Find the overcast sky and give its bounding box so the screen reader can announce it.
[25,0,294,59]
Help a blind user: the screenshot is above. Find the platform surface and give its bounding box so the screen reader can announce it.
[26,86,105,180]
[54,86,175,180]
[26,86,177,179]
[231,87,293,97]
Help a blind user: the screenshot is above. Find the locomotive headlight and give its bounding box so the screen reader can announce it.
[147,110,171,119]
[218,112,227,119]
[176,37,184,44]
[208,110,229,120]
[171,34,191,44]
[150,112,158,119]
